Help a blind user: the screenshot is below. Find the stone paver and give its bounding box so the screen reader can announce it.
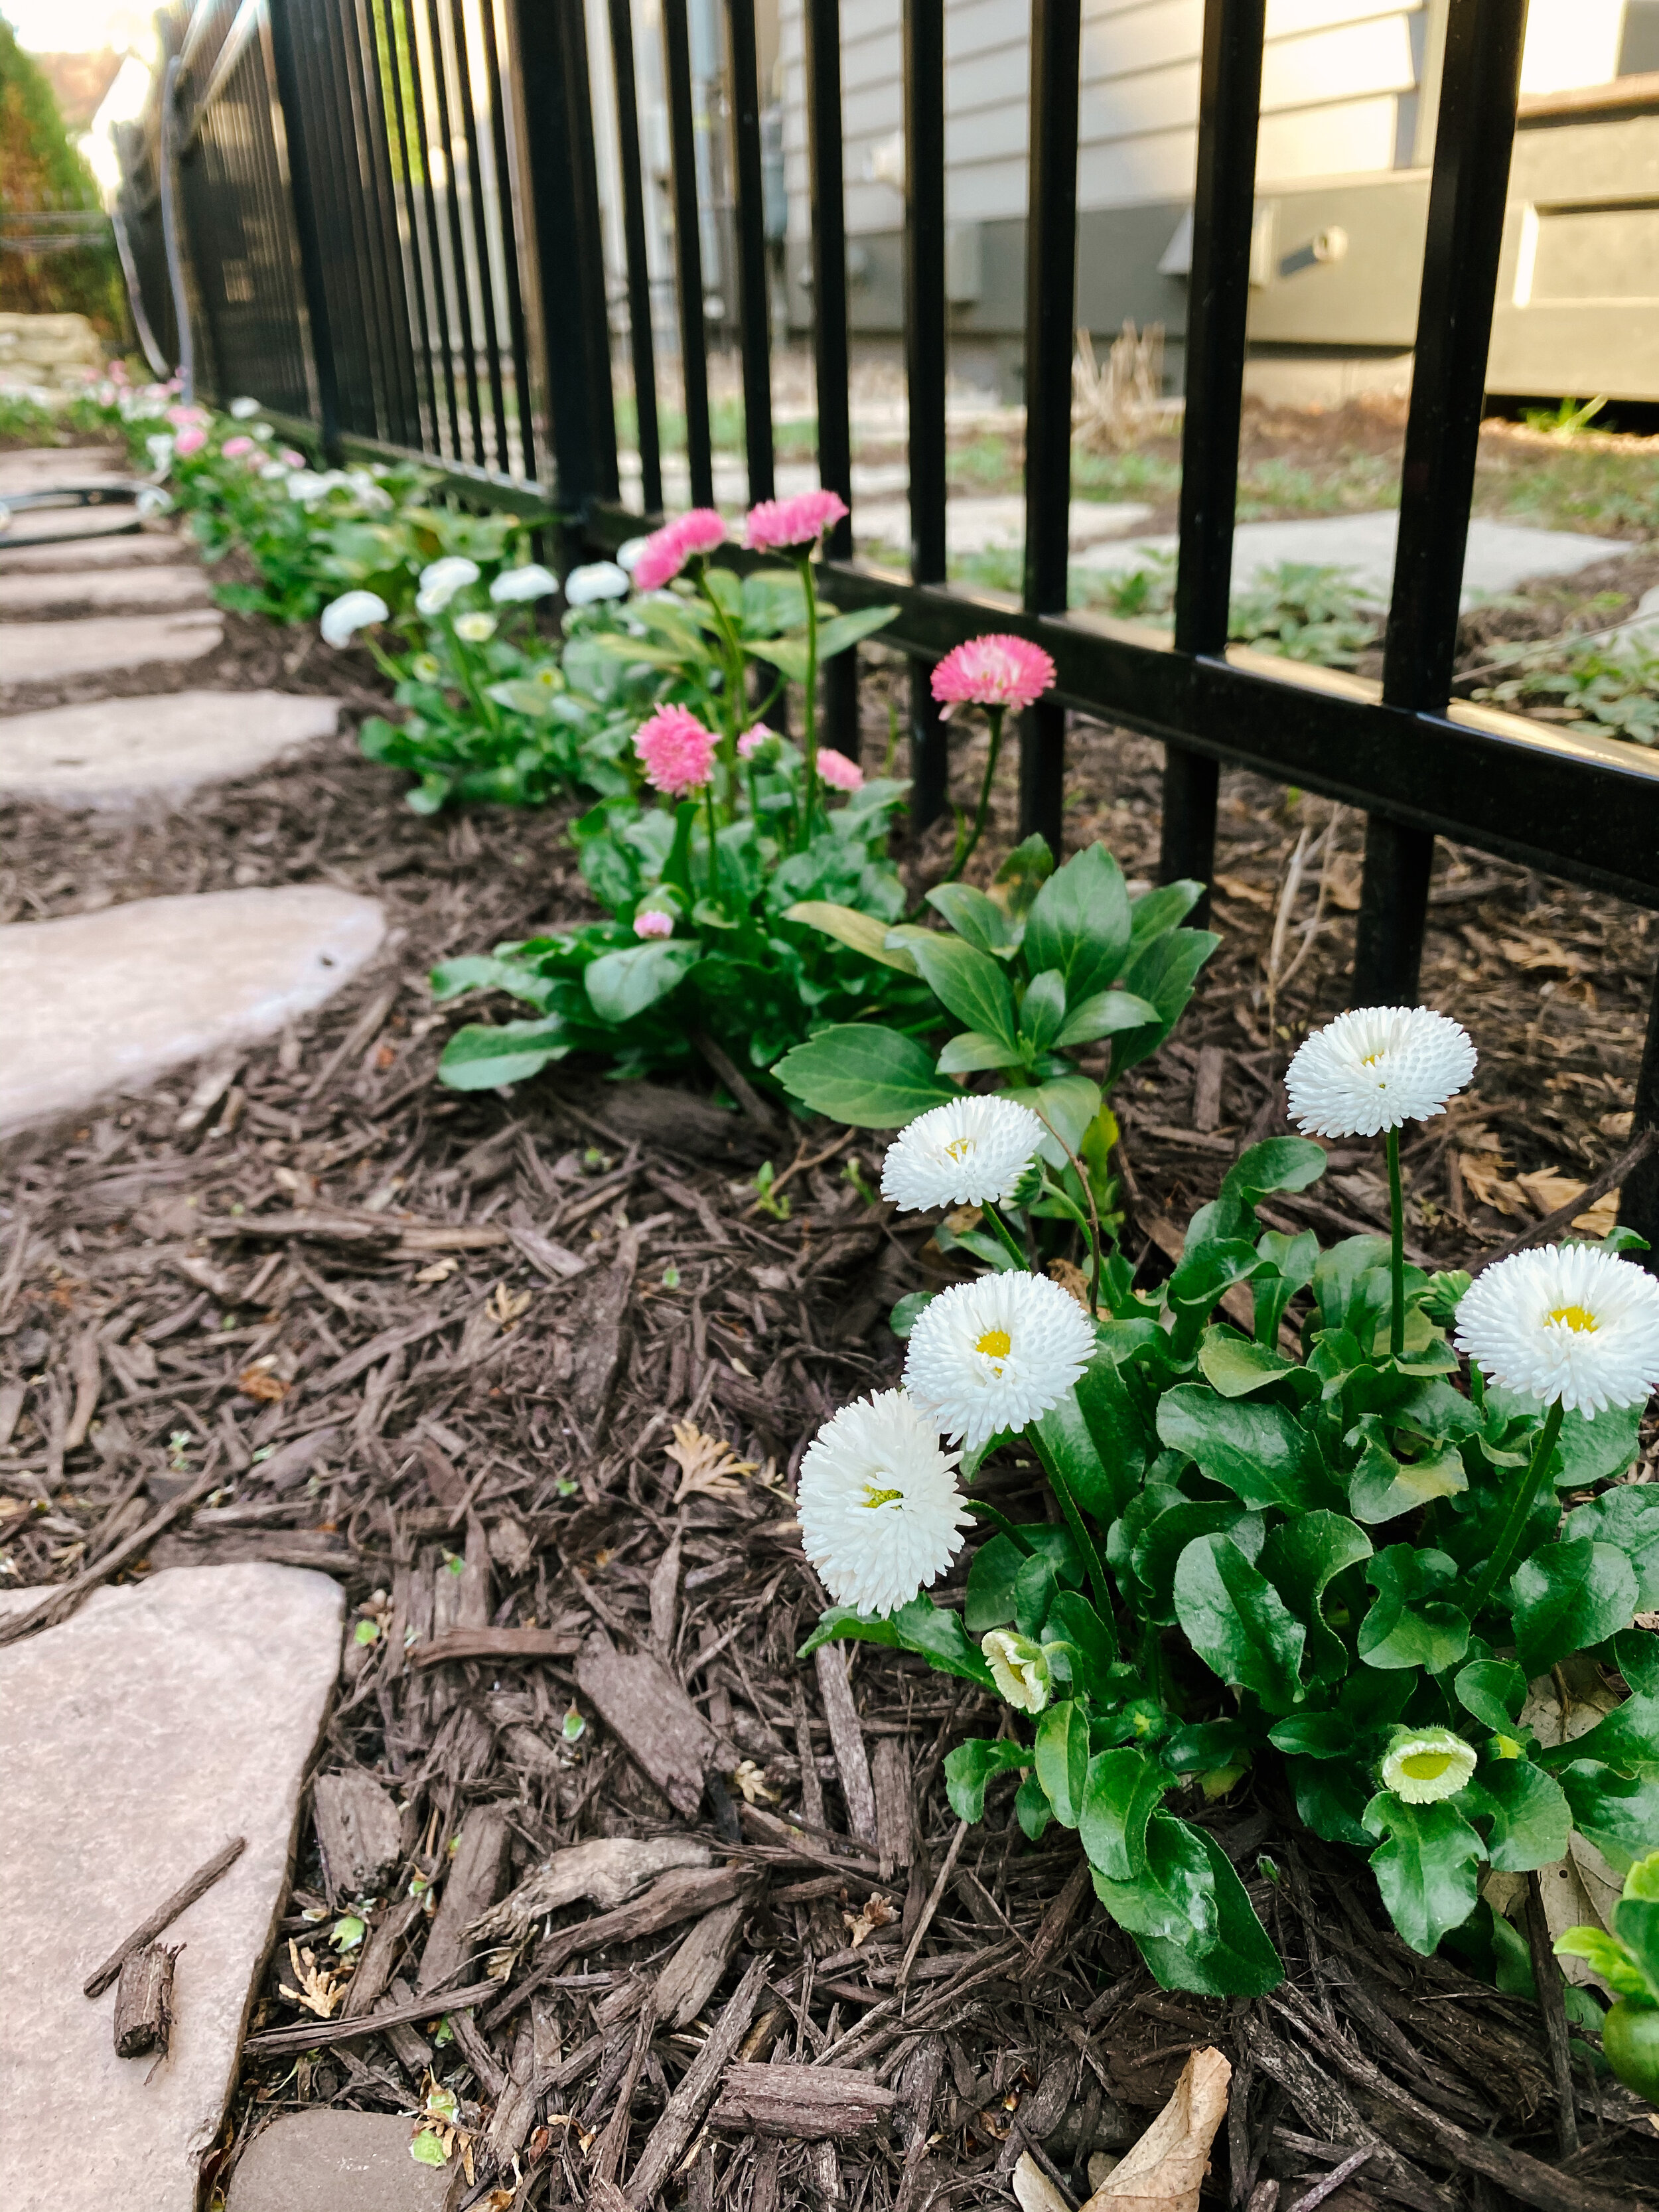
[0,564,211,617]
[0,884,386,1136]
[0,609,223,686]
[0,444,128,493]
[0,1565,345,2212]
[854,493,1153,556]
[1071,509,1622,608]
[0,528,184,571]
[0,690,342,809]
[227,2112,453,2212]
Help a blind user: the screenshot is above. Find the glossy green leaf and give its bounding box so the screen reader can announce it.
[1090,1810,1216,1946]
[1535,1693,1659,1775]
[1253,1228,1320,1349]
[798,1597,995,1688]
[1013,1553,1059,1639]
[935,1029,1025,1073]
[1125,1822,1284,1998]
[1019,968,1068,1051]
[437,1017,567,1090]
[924,879,1019,952]
[1260,1510,1374,1689]
[964,1527,1080,1633]
[944,1736,1031,1821]
[1111,925,1220,1078]
[1015,1770,1053,1841]
[1565,1488,1659,1611]
[1288,1754,1373,1846]
[585,940,699,1023]
[1023,844,1132,1004]
[1554,1925,1657,2001]
[902,932,1019,1047]
[1034,1388,1119,1521]
[1492,1388,1644,1490]
[1073,1353,1151,1511]
[774,1024,955,1128]
[1133,1502,1254,1625]
[1364,1793,1484,1954]
[1358,1546,1470,1673]
[1197,1325,1297,1398]
[1346,1414,1469,1526]
[783,899,920,972]
[1043,1589,1118,1696]
[1454,1658,1528,1735]
[1558,1759,1659,1860]
[1173,1533,1306,1712]
[1510,1539,1638,1680]
[1476,1759,1573,1873]
[1053,988,1162,1049]
[1615,1627,1659,1696]
[1021,1072,1105,1165]
[1156,1385,1322,1512]
[1269,1712,1355,1759]
[1035,1700,1092,1828]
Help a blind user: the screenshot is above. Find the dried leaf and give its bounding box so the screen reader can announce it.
[730,1759,778,1805]
[843,1893,896,1948]
[488,1282,533,1327]
[279,1937,345,2019]
[664,1420,757,1503]
[238,1361,289,1404]
[1082,2047,1230,2212]
[415,1257,460,1284]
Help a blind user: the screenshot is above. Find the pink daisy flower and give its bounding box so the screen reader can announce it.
[281,449,307,468]
[634,705,717,796]
[931,633,1056,713]
[221,435,253,459]
[631,509,727,592]
[737,723,779,760]
[816,747,864,792]
[744,489,849,552]
[173,425,208,457]
[633,908,675,939]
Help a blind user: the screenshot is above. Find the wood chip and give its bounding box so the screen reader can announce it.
[711,2062,897,2139]
[417,1804,511,1994]
[575,1625,721,1820]
[83,1834,246,1998]
[313,1771,401,1897]
[409,1625,581,1668]
[815,1644,877,1848]
[624,1951,771,2205]
[113,1941,177,2061]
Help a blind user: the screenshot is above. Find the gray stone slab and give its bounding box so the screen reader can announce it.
[0,1565,345,2212]
[0,444,127,493]
[0,690,342,809]
[0,564,211,617]
[227,2112,453,2212]
[0,884,386,1136]
[854,493,1152,556]
[0,609,223,685]
[0,528,183,572]
[1070,508,1622,608]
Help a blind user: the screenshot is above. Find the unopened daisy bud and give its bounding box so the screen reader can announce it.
[411,652,441,682]
[633,908,674,940]
[415,555,480,615]
[981,1630,1050,1714]
[453,611,498,643]
[491,561,560,604]
[1455,1243,1659,1416]
[798,1390,972,1617]
[1380,1726,1477,1805]
[319,590,389,648]
[1285,1005,1476,1139]
[881,1095,1043,1213]
[903,1271,1095,1449]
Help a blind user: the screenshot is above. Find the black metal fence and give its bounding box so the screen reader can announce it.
[117,0,1659,1244]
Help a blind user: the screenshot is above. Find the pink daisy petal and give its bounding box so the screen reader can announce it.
[737,723,779,759]
[633,908,675,939]
[816,747,864,792]
[744,489,849,552]
[631,508,727,592]
[930,633,1056,712]
[634,704,717,796]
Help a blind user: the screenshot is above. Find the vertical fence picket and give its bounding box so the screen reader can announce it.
[265,0,344,455]
[663,0,715,511]
[1020,0,1082,859]
[904,0,948,831]
[606,0,663,516]
[725,0,774,508]
[1165,0,1266,920]
[445,0,512,469]
[803,0,857,751]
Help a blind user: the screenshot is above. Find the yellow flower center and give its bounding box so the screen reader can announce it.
[1399,1751,1455,1783]
[942,1136,977,1163]
[1548,1305,1598,1333]
[976,1328,1013,1361]
[860,1485,902,1509]
[1361,1051,1384,1067]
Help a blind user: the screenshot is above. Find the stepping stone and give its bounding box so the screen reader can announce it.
[0,690,341,810]
[0,528,184,571]
[853,492,1153,556]
[0,884,386,1137]
[0,564,211,618]
[0,1564,344,2212]
[226,2111,454,2212]
[0,444,128,493]
[1070,508,1623,609]
[0,609,223,686]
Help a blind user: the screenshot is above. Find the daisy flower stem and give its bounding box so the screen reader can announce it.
[983,1201,1029,1272]
[1029,1429,1117,1649]
[796,552,819,851]
[1465,1397,1565,1624]
[704,782,723,904]
[1386,1125,1406,1359]
[964,1498,1037,1557]
[939,706,1005,885]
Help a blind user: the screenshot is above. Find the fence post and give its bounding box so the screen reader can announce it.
[802,0,858,755]
[1164,0,1266,922]
[1356,0,1526,1006]
[904,0,948,830]
[265,0,342,459]
[506,0,616,518]
[1019,0,1081,859]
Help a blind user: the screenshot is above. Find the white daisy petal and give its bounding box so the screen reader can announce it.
[1455,1243,1659,1416]
[797,1390,971,1615]
[490,562,560,603]
[1380,1726,1477,1804]
[903,1272,1096,1448]
[881,1095,1045,1213]
[319,590,389,648]
[415,555,481,615]
[1285,1005,1476,1139]
[981,1629,1051,1714]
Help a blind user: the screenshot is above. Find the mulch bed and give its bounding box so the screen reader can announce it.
[5,611,1659,2207]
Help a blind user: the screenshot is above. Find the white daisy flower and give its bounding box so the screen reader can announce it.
[145,431,174,471]
[319,590,389,648]
[1285,1005,1476,1139]
[1455,1243,1659,1416]
[415,555,481,615]
[981,1629,1051,1714]
[491,562,560,604]
[453,611,498,643]
[228,395,260,419]
[135,486,172,517]
[881,1095,1045,1213]
[797,1390,972,1616]
[1380,1726,1477,1805]
[562,560,630,605]
[903,1272,1096,1448]
[614,535,649,574]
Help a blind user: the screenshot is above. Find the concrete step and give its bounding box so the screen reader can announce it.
[0,565,212,620]
[1,610,223,688]
[0,689,341,810]
[0,529,184,573]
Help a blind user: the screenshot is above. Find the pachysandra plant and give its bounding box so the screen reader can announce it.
[798,1008,1659,2004]
[430,498,930,1093]
[779,834,1218,1286]
[1555,1848,1659,2100]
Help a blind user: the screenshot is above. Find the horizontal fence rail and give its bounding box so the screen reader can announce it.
[119,0,1659,1248]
